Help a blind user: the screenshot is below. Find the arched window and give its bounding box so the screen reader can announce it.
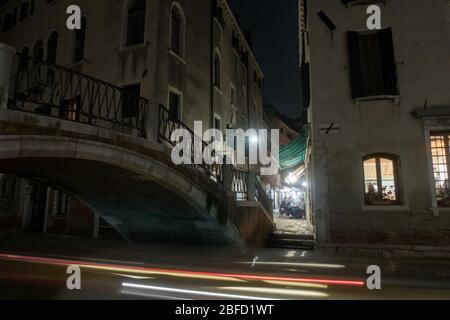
[19,47,29,70]
[33,39,44,61]
[170,3,185,57]
[19,2,30,21]
[46,31,59,64]
[74,17,87,62]
[363,154,401,205]
[30,0,35,15]
[126,0,146,46]
[214,49,221,89]
[11,8,18,27]
[2,13,12,32]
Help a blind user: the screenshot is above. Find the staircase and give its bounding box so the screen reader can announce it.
[266,232,315,249]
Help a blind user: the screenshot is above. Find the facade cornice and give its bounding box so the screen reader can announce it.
[218,0,264,78]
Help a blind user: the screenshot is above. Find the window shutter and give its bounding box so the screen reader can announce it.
[379,28,398,95]
[347,31,362,98]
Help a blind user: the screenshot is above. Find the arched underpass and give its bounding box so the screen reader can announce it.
[0,135,241,246]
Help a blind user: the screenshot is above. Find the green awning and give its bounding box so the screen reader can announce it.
[279,132,307,170]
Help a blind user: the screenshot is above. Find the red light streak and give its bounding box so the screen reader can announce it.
[0,252,365,287]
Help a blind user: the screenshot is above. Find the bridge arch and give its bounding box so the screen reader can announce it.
[0,134,240,245]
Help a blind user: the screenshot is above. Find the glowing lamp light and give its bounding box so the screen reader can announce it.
[302,182,308,188]
[250,135,259,144]
[285,174,299,185]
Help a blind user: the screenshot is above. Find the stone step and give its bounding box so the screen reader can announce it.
[271,232,315,241]
[266,235,315,250]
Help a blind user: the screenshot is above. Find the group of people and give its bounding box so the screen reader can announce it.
[279,196,306,220]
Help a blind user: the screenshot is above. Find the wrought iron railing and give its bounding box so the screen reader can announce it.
[231,169,248,201]
[158,105,223,183]
[255,179,273,218]
[6,54,273,214]
[10,53,148,137]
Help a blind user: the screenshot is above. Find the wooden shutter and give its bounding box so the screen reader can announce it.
[379,28,398,95]
[347,31,362,98]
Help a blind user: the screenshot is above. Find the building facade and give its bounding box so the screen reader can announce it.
[0,0,264,132]
[0,0,265,239]
[0,174,97,237]
[303,0,450,249]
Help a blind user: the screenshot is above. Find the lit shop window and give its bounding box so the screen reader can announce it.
[430,134,450,207]
[363,154,401,206]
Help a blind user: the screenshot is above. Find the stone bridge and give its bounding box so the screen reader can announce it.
[0,44,274,247]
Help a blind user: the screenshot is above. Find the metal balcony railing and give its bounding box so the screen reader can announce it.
[10,53,148,137]
[5,53,273,215]
[231,169,248,201]
[255,179,273,218]
[158,105,223,183]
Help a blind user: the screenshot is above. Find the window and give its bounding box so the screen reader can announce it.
[2,13,12,32]
[122,84,141,118]
[11,8,17,27]
[214,50,221,89]
[430,134,450,207]
[19,2,30,21]
[0,175,20,214]
[242,85,247,104]
[19,47,29,70]
[46,31,59,64]
[74,17,87,62]
[170,3,185,58]
[231,85,237,106]
[214,115,222,131]
[214,6,225,28]
[230,106,237,129]
[241,63,248,84]
[50,189,69,217]
[168,89,182,121]
[126,0,146,46]
[233,51,239,80]
[33,39,44,61]
[363,154,401,205]
[0,175,20,200]
[62,95,81,121]
[347,28,398,98]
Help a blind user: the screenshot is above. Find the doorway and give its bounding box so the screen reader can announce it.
[274,186,313,236]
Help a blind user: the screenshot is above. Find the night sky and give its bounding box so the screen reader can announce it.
[228,0,303,119]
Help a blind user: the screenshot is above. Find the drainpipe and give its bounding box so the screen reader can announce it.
[0,43,15,109]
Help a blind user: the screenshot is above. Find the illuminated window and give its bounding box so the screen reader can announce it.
[430,134,450,207]
[363,154,401,205]
[50,189,69,217]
